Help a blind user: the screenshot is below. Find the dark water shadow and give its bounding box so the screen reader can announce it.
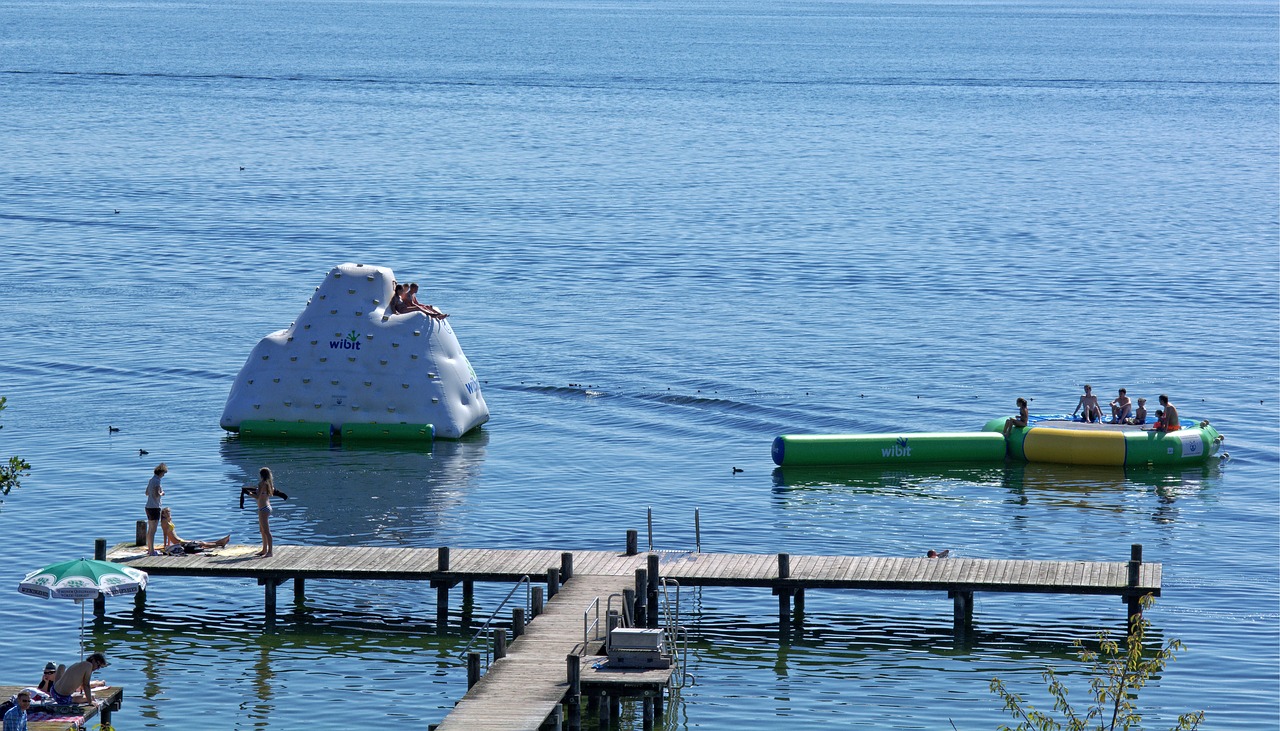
[770,463,1007,493]
[219,432,490,545]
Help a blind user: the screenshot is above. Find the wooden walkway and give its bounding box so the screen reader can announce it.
[103,541,1159,730]
[433,575,630,731]
[107,544,1160,599]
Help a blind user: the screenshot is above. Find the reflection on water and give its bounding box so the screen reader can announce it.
[771,460,1222,522]
[219,432,490,545]
[771,463,1007,493]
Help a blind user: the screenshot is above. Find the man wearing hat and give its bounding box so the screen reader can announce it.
[50,653,108,706]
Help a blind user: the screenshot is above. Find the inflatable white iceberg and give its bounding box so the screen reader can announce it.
[220,263,489,440]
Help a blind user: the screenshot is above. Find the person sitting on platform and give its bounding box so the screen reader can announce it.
[160,507,229,552]
[3,691,30,731]
[1126,398,1148,425]
[1109,388,1132,423]
[1072,384,1104,423]
[389,284,411,315]
[405,283,448,320]
[1003,397,1029,436]
[50,653,108,706]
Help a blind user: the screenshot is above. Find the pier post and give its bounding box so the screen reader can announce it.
[777,553,792,637]
[633,569,648,627]
[134,520,146,547]
[548,568,560,599]
[643,694,654,730]
[566,654,581,731]
[626,529,638,556]
[622,589,636,626]
[513,607,526,639]
[655,686,664,718]
[532,585,544,618]
[462,580,475,630]
[647,554,660,628]
[608,694,620,724]
[438,546,451,571]
[467,653,481,688]
[561,552,574,581]
[436,585,450,632]
[1126,544,1144,633]
[494,628,507,660]
[93,538,107,617]
[293,578,305,604]
[950,590,974,640]
[695,507,701,553]
[263,578,277,629]
[436,547,451,633]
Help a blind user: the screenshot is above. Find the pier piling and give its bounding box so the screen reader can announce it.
[93,538,107,617]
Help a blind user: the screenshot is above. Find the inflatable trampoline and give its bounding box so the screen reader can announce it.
[982,415,1223,467]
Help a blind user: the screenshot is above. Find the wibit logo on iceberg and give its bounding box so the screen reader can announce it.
[882,437,911,458]
[330,331,363,350]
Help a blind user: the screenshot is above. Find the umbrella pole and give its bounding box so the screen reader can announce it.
[79,599,85,660]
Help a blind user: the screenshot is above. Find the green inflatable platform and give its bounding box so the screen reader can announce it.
[771,432,1008,467]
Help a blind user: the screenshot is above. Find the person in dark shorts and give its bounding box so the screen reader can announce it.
[145,463,167,556]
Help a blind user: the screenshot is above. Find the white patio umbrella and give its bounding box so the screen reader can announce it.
[18,558,148,659]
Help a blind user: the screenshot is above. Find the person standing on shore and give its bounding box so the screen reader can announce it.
[254,467,275,558]
[145,463,167,556]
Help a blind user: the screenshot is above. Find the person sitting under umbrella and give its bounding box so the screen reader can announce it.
[160,507,229,553]
[50,653,108,706]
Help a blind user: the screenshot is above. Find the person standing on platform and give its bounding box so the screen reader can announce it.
[254,467,275,558]
[1158,394,1180,431]
[145,463,167,556]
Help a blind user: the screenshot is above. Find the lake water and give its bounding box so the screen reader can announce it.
[1,0,1277,728]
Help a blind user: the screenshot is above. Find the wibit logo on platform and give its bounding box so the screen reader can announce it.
[881,437,912,458]
[330,331,363,350]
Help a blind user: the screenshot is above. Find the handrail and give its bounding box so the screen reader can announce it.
[456,575,532,667]
[647,505,703,554]
[582,596,602,654]
[660,578,693,689]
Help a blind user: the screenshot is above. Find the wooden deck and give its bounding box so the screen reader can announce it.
[106,544,1160,597]
[103,542,1159,730]
[0,685,123,731]
[434,575,632,731]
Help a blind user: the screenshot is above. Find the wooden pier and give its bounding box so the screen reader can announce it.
[0,685,123,731]
[102,535,1160,730]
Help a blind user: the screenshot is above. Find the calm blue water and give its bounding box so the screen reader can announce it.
[1,0,1277,728]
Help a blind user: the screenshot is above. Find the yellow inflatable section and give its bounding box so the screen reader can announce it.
[1022,427,1125,466]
